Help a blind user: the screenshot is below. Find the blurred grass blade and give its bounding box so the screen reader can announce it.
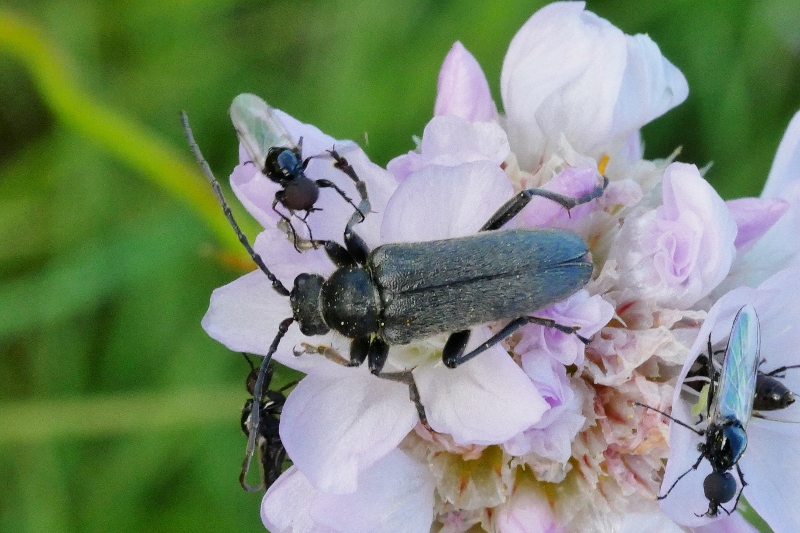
[0,212,200,339]
[0,387,243,443]
[0,10,253,256]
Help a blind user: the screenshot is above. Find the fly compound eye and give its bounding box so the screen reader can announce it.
[703,471,736,504]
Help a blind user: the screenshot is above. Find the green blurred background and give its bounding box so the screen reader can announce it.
[0,1,798,532]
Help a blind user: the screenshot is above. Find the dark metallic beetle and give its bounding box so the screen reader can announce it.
[182,110,607,491]
[230,93,369,249]
[239,355,293,491]
[639,305,761,517]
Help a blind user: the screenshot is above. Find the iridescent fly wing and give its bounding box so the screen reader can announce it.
[229,93,295,170]
[710,305,761,428]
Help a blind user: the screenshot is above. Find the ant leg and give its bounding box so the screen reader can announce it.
[657,452,705,500]
[271,194,306,253]
[297,210,317,247]
[731,463,748,512]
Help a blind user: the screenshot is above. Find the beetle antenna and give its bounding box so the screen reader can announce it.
[240,317,294,491]
[181,111,290,297]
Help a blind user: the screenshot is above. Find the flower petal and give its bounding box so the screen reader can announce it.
[501,2,686,168]
[612,163,737,308]
[726,197,789,253]
[491,480,565,533]
[387,115,509,181]
[416,331,549,445]
[738,421,800,532]
[435,41,497,121]
[311,449,436,533]
[762,110,800,199]
[261,467,339,533]
[280,363,418,493]
[380,161,513,242]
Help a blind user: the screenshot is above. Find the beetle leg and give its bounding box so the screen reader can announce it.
[351,336,371,366]
[312,239,358,268]
[377,369,431,430]
[480,176,609,231]
[367,337,390,375]
[344,226,370,266]
[329,148,371,214]
[326,149,372,265]
[442,316,588,368]
[441,330,471,368]
[293,342,351,367]
[241,317,294,492]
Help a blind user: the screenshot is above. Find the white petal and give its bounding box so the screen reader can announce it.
[738,422,800,533]
[502,2,625,166]
[612,33,688,149]
[434,41,497,121]
[380,161,513,242]
[762,110,800,199]
[280,364,418,493]
[501,2,686,167]
[416,331,549,445]
[311,449,436,533]
[261,467,339,533]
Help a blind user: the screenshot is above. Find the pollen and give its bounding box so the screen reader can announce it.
[598,154,610,176]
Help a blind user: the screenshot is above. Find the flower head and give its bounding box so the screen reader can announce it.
[200,2,800,531]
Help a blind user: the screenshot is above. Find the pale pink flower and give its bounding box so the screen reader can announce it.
[200,2,800,531]
[660,265,800,529]
[609,162,738,309]
[501,1,688,169]
[435,41,497,121]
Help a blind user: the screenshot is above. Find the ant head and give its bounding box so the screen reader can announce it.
[703,470,736,512]
[265,146,303,185]
[290,274,329,336]
[243,354,273,398]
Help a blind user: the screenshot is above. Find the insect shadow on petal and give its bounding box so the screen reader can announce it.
[182,108,608,491]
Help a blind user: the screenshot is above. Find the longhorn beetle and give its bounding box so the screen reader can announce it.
[182,109,608,491]
[230,93,370,250]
